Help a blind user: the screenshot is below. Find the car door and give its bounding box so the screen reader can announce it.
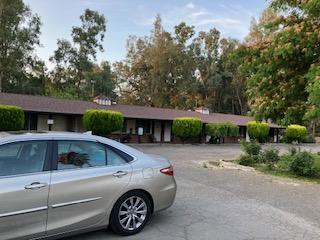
[0,140,51,240]
[46,139,132,235]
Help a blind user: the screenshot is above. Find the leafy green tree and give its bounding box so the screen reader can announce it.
[172,117,202,142]
[236,1,320,125]
[0,0,45,95]
[115,16,198,109]
[115,15,244,115]
[88,61,116,99]
[83,109,123,136]
[50,9,108,100]
[220,38,247,115]
[304,64,320,133]
[191,28,223,112]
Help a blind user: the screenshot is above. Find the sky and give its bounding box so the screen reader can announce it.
[24,0,269,67]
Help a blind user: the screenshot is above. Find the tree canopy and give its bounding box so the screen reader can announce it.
[114,15,246,115]
[235,1,320,125]
[0,0,45,95]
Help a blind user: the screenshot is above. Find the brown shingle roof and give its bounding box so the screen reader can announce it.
[0,92,281,128]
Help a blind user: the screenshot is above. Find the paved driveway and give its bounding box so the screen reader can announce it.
[66,144,320,240]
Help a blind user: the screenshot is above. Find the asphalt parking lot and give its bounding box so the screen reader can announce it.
[67,144,320,240]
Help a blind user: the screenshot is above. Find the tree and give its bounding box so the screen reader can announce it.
[50,9,108,100]
[236,1,320,125]
[114,16,198,109]
[88,61,116,99]
[114,15,245,115]
[191,28,223,112]
[220,38,247,115]
[0,0,45,95]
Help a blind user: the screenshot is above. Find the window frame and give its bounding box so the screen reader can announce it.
[53,140,107,171]
[52,140,134,171]
[0,140,53,179]
[106,145,134,165]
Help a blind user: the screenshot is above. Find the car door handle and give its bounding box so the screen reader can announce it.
[112,171,128,178]
[25,182,47,190]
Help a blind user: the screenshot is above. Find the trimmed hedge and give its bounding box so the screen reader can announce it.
[284,124,308,143]
[247,121,270,143]
[83,109,124,136]
[206,122,239,143]
[172,117,202,142]
[0,105,24,131]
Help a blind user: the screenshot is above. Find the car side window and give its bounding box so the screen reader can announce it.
[106,146,133,166]
[57,141,106,170]
[0,141,47,177]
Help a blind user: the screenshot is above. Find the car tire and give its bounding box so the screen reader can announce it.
[110,190,152,236]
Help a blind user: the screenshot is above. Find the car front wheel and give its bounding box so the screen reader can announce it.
[110,191,152,236]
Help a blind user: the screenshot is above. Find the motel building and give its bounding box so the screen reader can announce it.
[0,93,282,143]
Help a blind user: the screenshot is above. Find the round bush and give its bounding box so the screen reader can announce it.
[247,121,270,143]
[172,117,202,142]
[0,105,25,131]
[83,109,124,136]
[289,150,315,177]
[285,124,308,143]
[240,140,261,156]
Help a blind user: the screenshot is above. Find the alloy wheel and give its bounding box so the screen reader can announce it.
[118,196,148,231]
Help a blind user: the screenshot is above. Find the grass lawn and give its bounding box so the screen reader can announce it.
[255,154,320,183]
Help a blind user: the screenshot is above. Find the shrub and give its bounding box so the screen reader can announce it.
[289,150,316,177]
[172,117,202,142]
[0,105,24,131]
[241,140,261,156]
[238,154,255,166]
[83,109,123,136]
[206,122,239,143]
[260,148,280,168]
[301,135,315,143]
[284,124,307,143]
[247,121,270,143]
[239,140,261,166]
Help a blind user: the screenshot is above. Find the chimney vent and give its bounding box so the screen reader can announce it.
[195,107,210,115]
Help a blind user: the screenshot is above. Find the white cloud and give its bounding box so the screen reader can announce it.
[186,3,195,9]
[132,1,255,39]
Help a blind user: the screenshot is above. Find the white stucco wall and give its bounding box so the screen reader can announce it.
[37,114,71,132]
[51,115,68,131]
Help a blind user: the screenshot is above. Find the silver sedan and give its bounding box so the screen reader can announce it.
[0,132,176,240]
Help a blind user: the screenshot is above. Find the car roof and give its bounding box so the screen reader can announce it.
[0,132,103,143]
[0,131,144,158]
